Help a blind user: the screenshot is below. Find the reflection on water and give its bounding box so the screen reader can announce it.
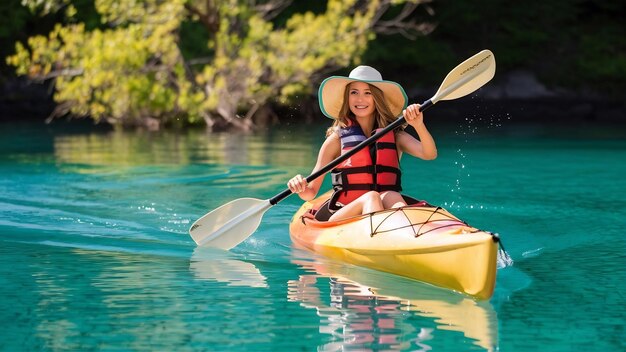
[8,242,201,351]
[188,246,499,351]
[288,253,499,351]
[190,247,268,288]
[52,127,321,168]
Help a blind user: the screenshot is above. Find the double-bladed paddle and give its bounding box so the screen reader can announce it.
[189,49,496,249]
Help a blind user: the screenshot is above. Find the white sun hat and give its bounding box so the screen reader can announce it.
[318,65,408,119]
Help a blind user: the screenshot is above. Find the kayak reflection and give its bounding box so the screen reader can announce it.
[190,247,268,288]
[289,252,498,351]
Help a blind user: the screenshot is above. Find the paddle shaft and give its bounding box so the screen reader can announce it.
[269,99,434,205]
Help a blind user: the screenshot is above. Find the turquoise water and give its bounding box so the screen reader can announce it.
[1,119,625,351]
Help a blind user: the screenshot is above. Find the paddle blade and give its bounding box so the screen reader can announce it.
[189,198,272,249]
[432,50,496,104]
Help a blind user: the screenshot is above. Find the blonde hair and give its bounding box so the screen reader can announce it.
[325,82,402,137]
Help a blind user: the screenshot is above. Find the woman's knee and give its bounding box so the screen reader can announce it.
[381,191,406,208]
[359,191,383,213]
[363,191,383,204]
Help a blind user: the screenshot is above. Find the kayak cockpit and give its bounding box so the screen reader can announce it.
[307,194,432,222]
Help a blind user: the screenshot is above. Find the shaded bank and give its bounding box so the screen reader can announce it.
[406,69,625,123]
[1,72,624,127]
[0,76,55,120]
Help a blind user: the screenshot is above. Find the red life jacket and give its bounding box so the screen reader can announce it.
[329,124,402,210]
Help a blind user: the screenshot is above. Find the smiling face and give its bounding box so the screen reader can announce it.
[347,82,376,119]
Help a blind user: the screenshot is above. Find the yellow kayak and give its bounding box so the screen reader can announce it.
[289,191,498,299]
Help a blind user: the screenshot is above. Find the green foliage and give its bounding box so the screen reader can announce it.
[5,0,625,127]
[8,0,421,129]
[0,0,55,77]
[8,0,202,125]
[192,0,397,129]
[20,0,71,15]
[364,0,626,94]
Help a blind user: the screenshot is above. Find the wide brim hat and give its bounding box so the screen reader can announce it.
[318,65,408,119]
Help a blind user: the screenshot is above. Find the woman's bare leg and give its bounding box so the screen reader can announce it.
[381,191,407,209]
[328,191,384,221]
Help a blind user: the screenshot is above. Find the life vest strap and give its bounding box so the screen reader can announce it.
[376,142,397,150]
[332,166,375,175]
[336,184,377,191]
[332,165,400,176]
[377,184,402,192]
[374,165,401,174]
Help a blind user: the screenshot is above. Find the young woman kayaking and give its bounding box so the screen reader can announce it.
[287,65,438,221]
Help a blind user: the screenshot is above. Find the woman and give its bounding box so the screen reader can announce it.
[288,65,437,221]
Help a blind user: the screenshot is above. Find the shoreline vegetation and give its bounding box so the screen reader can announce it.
[2,70,623,127]
[1,1,624,130]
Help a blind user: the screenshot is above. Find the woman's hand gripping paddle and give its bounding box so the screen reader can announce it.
[190,50,496,249]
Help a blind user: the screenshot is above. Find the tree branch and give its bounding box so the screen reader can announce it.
[184,0,219,33]
[371,0,437,39]
[38,68,84,81]
[254,0,293,20]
